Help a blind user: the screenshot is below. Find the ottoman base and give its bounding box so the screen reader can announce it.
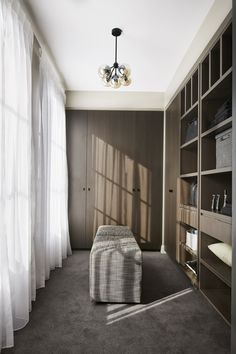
[89,225,142,303]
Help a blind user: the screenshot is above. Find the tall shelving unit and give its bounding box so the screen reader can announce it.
[176,20,232,323]
[176,67,199,287]
[199,22,232,324]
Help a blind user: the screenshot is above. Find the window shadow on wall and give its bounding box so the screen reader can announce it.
[90,134,154,249]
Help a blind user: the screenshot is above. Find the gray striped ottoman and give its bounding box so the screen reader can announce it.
[89,225,142,303]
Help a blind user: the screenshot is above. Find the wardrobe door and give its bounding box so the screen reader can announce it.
[86,111,113,247]
[134,112,164,250]
[86,111,136,246]
[165,96,180,260]
[112,111,136,230]
[66,110,87,249]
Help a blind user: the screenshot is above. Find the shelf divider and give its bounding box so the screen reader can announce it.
[201,167,232,175]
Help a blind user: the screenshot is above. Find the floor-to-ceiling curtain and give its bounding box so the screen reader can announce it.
[0,1,34,348]
[40,59,72,271]
[0,0,71,350]
[32,48,72,290]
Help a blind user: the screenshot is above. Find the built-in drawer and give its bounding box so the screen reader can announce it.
[200,210,232,244]
[178,205,198,228]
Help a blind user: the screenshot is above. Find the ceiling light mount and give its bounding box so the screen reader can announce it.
[98,27,131,89]
[112,28,122,37]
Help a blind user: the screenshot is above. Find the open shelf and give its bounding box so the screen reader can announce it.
[180,264,198,286]
[178,177,198,207]
[182,242,197,256]
[180,140,198,175]
[186,79,191,111]
[200,264,231,323]
[222,23,232,75]
[201,67,232,101]
[200,232,231,286]
[201,172,232,213]
[181,87,185,116]
[192,69,199,105]
[181,101,198,120]
[181,136,198,149]
[201,54,209,95]
[179,242,198,286]
[178,206,198,230]
[178,222,198,254]
[180,69,199,119]
[201,116,232,138]
[201,125,232,172]
[201,71,232,133]
[180,242,197,263]
[211,39,221,86]
[181,104,198,145]
[201,259,231,288]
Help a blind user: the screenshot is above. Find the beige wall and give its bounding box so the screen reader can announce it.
[66,91,165,111]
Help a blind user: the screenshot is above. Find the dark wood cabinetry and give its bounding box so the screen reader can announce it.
[165,95,180,260]
[199,20,232,324]
[66,110,163,250]
[174,18,232,323]
[66,110,87,248]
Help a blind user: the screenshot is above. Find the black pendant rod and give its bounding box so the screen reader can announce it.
[115,36,117,64]
[112,28,122,75]
[115,36,118,75]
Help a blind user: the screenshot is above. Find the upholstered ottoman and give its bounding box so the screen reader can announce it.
[89,225,142,303]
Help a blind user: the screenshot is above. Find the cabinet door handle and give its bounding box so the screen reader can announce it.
[137,188,140,192]
[88,187,91,191]
[83,187,86,191]
[169,189,173,193]
[132,188,136,192]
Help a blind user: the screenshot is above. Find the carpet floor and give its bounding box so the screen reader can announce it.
[3,251,230,354]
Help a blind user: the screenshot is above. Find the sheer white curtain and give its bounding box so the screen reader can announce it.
[32,51,71,290]
[41,61,72,270]
[0,1,71,350]
[0,0,34,349]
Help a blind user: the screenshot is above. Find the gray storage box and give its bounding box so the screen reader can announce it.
[215,128,232,168]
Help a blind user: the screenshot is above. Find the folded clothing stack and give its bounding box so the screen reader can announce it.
[209,98,232,127]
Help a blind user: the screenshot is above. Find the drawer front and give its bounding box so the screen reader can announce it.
[200,214,232,244]
[179,207,198,228]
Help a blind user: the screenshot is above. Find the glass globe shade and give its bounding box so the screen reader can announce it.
[119,64,131,77]
[110,74,121,89]
[98,65,111,78]
[120,76,131,87]
[102,74,111,87]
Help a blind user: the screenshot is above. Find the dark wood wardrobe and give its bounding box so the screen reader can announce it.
[66,110,163,250]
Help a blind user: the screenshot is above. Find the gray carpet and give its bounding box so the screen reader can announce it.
[3,251,230,354]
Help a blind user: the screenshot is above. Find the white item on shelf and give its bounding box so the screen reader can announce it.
[186,229,198,252]
[208,242,232,267]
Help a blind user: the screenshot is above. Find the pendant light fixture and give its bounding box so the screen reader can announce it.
[98,28,131,89]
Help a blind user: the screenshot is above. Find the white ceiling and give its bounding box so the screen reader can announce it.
[24,0,215,92]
